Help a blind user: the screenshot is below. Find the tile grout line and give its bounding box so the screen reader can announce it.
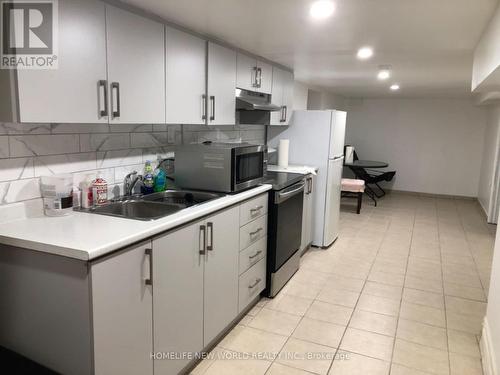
[387,198,417,375]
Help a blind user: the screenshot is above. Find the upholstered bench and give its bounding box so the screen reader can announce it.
[341,178,365,214]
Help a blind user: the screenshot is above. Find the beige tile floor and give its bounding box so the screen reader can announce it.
[191,193,496,375]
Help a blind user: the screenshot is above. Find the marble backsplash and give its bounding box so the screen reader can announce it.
[0,122,265,211]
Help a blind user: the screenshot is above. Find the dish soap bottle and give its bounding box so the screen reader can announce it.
[142,161,155,195]
[154,164,167,192]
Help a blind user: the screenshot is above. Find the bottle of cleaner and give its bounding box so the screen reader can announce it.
[92,173,108,206]
[142,161,155,195]
[154,164,167,192]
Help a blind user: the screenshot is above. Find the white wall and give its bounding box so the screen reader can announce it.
[484,227,500,374]
[307,90,348,111]
[478,105,500,220]
[472,2,500,91]
[345,98,487,197]
[293,82,309,110]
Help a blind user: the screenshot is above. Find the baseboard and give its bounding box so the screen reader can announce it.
[481,318,498,375]
[386,189,476,200]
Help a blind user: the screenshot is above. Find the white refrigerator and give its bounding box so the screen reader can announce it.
[268,110,347,247]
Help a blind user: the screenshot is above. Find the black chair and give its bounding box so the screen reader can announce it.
[345,148,396,206]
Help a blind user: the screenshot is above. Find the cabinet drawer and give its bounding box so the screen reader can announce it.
[240,215,267,250]
[239,237,267,275]
[240,194,268,226]
[238,257,266,313]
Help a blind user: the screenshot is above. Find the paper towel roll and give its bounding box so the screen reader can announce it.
[345,146,354,164]
[278,139,289,168]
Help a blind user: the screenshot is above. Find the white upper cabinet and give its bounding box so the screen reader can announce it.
[165,27,207,124]
[16,0,108,123]
[208,42,237,125]
[236,53,272,94]
[236,53,258,92]
[105,5,165,124]
[270,67,294,126]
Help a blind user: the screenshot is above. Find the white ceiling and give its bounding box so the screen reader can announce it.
[119,0,498,98]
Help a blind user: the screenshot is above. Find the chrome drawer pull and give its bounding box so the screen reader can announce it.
[249,228,263,236]
[248,278,262,289]
[250,205,264,214]
[249,250,262,260]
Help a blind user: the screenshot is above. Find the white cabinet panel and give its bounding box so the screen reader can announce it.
[239,237,267,275]
[208,42,237,125]
[106,5,165,124]
[239,193,268,226]
[17,0,107,123]
[237,53,258,92]
[270,67,294,126]
[153,222,204,375]
[204,207,239,346]
[238,257,266,313]
[257,60,273,95]
[166,27,206,124]
[91,241,153,375]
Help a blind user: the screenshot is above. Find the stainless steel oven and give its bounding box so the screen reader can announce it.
[175,142,266,193]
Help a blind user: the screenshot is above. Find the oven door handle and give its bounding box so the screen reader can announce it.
[275,182,305,204]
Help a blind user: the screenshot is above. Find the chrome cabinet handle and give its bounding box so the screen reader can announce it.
[145,248,153,286]
[280,106,286,123]
[258,68,262,88]
[252,67,259,88]
[202,94,207,120]
[248,278,262,289]
[250,205,264,215]
[207,222,214,251]
[209,96,215,121]
[283,106,288,123]
[98,80,108,118]
[249,250,262,260]
[249,228,263,237]
[111,82,121,119]
[199,225,206,255]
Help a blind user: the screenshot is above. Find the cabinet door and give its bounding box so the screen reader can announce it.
[17,0,107,123]
[204,206,240,346]
[237,53,258,91]
[91,241,153,375]
[153,222,205,375]
[208,42,237,125]
[166,27,207,124]
[257,60,273,94]
[270,67,284,125]
[281,70,295,125]
[106,5,165,124]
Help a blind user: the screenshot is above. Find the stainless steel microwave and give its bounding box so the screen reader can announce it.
[175,142,267,193]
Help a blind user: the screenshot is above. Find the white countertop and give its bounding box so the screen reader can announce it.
[267,164,319,175]
[0,185,272,261]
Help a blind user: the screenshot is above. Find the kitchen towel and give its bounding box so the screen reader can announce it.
[278,139,289,168]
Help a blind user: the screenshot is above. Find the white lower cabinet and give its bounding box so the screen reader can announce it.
[238,257,266,313]
[91,241,154,375]
[152,205,240,374]
[89,194,268,375]
[203,207,240,346]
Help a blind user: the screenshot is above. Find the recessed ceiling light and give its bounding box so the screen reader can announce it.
[310,1,335,19]
[377,67,391,80]
[357,47,373,60]
[390,84,400,91]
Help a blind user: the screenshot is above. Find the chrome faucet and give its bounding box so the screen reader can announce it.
[124,171,143,196]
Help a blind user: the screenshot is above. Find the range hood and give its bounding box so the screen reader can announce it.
[236,88,280,125]
[236,89,281,111]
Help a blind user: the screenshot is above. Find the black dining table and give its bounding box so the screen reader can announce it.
[343,160,389,169]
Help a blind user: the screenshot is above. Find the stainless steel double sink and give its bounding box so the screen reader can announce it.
[85,190,224,221]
